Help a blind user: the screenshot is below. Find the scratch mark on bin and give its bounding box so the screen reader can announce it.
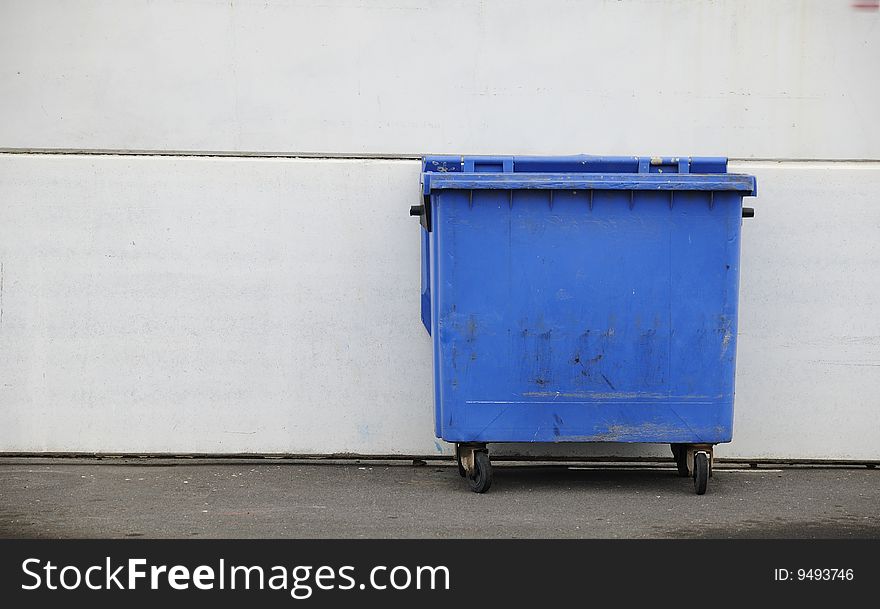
[573,328,616,387]
[600,373,616,390]
[721,329,732,353]
[718,314,733,358]
[469,399,718,405]
[666,406,702,443]
[574,352,603,378]
[519,391,718,400]
[475,407,509,438]
[563,423,686,442]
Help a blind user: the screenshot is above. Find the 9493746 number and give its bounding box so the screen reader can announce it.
[774,568,854,582]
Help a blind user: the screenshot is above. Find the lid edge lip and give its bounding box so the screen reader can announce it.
[423,172,756,196]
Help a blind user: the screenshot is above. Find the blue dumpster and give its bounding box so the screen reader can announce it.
[411,155,756,494]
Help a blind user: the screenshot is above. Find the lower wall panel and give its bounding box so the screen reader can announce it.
[0,155,878,459]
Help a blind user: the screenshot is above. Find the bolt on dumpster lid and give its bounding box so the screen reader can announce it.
[421,155,756,196]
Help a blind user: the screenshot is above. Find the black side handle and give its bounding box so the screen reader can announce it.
[410,196,432,231]
[742,207,755,218]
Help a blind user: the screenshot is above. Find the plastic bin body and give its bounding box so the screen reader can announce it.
[419,156,756,445]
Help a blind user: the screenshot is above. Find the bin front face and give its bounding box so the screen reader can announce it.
[423,158,755,445]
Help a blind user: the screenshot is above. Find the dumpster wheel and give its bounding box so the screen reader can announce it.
[454,444,467,478]
[670,444,690,478]
[468,451,493,494]
[693,451,710,495]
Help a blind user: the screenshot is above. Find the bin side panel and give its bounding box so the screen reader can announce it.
[420,226,431,334]
[429,206,443,438]
[431,188,741,444]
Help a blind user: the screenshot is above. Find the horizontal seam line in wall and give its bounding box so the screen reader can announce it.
[0,148,422,160]
[0,453,877,467]
[1,148,880,163]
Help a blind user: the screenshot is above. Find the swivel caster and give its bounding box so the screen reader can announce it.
[693,451,710,495]
[454,443,466,478]
[670,444,690,478]
[468,451,492,494]
[455,444,493,493]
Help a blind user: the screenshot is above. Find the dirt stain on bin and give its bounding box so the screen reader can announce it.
[466,315,478,343]
[533,329,553,386]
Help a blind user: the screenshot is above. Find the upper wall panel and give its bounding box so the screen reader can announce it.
[1,0,878,158]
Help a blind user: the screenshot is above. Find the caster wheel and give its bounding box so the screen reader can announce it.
[671,444,689,478]
[468,451,492,494]
[693,451,709,495]
[455,444,466,478]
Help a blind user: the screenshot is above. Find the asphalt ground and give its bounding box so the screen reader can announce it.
[1,458,878,538]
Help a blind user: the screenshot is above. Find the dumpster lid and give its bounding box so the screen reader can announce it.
[421,155,756,196]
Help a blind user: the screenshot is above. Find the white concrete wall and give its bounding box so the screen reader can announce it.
[0,154,435,455]
[730,161,880,460]
[2,0,878,158]
[1,0,878,459]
